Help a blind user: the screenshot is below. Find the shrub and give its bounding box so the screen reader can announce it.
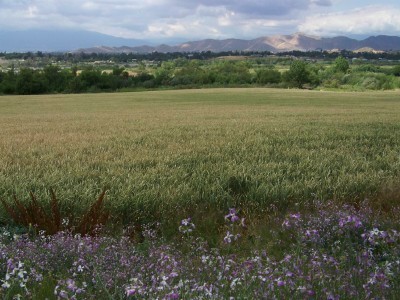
[255,68,282,84]
[0,189,109,236]
[353,64,382,73]
[284,60,311,88]
[391,65,400,77]
[334,56,350,73]
[342,72,396,90]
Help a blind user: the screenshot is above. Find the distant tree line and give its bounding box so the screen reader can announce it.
[1,57,400,95]
[2,50,400,62]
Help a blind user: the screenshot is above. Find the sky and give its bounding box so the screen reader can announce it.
[0,0,400,42]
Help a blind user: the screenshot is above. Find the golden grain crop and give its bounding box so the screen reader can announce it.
[1,88,399,223]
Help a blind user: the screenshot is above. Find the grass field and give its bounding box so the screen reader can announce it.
[1,88,400,227]
[1,88,400,298]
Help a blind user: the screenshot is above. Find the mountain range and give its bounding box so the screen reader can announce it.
[1,30,400,53]
[0,30,148,52]
[76,33,400,54]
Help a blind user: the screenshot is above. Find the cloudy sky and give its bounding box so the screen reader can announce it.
[0,0,399,41]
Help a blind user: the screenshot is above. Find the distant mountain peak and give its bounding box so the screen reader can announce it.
[1,30,400,53]
[290,32,321,39]
[73,33,400,54]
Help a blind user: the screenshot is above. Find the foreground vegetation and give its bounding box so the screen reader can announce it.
[1,202,399,299]
[1,88,400,298]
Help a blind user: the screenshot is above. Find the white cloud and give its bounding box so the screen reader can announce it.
[170,0,332,16]
[298,6,400,36]
[0,0,398,42]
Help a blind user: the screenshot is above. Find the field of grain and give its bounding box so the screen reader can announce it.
[1,88,400,225]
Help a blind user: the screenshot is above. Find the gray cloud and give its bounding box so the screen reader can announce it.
[0,0,398,42]
[0,0,331,24]
[311,0,332,6]
[170,0,332,16]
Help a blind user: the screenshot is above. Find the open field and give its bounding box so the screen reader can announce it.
[1,88,400,226]
[1,88,400,298]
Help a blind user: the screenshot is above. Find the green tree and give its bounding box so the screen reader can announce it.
[112,66,125,76]
[154,61,175,86]
[284,60,310,88]
[16,68,48,95]
[80,67,102,90]
[334,56,350,73]
[0,71,4,94]
[392,65,400,76]
[68,76,85,93]
[255,68,281,84]
[71,66,78,77]
[212,61,252,85]
[0,68,17,94]
[43,65,72,93]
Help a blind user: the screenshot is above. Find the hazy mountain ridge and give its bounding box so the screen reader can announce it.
[75,33,400,54]
[1,30,399,53]
[0,30,148,52]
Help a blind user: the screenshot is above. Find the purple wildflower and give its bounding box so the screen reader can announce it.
[224,231,234,244]
[126,289,136,296]
[166,291,179,299]
[225,208,240,223]
[179,218,195,234]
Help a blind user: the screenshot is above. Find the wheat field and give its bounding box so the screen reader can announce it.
[1,88,400,224]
